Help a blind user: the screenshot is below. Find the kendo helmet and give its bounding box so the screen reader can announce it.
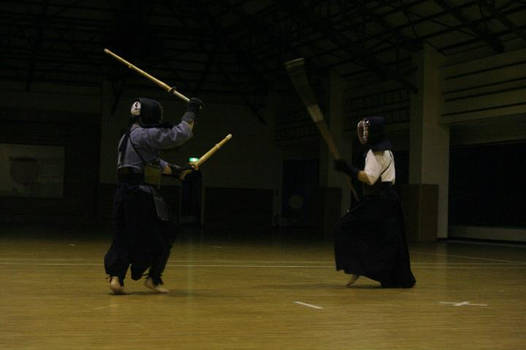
[130,97,163,127]
[356,116,392,151]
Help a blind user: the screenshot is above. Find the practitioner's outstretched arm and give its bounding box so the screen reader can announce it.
[334,159,371,184]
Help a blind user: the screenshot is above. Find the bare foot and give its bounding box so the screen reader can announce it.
[346,274,360,287]
[109,276,125,295]
[144,277,169,293]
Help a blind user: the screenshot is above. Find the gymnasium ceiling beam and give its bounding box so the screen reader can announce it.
[434,0,504,53]
[478,0,526,45]
[278,0,417,92]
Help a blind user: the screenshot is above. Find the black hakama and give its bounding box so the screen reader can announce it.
[104,182,172,284]
[334,185,416,288]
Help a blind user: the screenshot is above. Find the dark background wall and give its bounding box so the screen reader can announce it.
[1,1,526,242]
[0,110,100,224]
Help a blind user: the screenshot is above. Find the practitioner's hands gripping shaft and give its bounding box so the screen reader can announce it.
[168,164,193,178]
[182,97,205,124]
[334,159,360,180]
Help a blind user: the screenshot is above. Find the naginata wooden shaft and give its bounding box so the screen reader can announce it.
[284,57,359,201]
[103,48,190,103]
[195,134,232,167]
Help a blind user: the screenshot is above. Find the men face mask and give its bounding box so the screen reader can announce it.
[130,98,163,126]
[357,119,370,145]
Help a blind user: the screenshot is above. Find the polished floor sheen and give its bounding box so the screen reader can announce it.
[1,228,525,350]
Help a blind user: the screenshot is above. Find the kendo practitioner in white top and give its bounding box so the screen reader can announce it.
[333,116,416,288]
[104,97,203,294]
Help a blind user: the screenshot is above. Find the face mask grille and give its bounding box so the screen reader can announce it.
[131,101,141,116]
[357,119,369,145]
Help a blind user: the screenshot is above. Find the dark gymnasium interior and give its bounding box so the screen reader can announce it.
[1,1,525,349]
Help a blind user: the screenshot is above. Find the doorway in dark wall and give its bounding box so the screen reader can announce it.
[449,141,526,228]
[281,159,319,227]
[180,170,202,226]
[394,150,409,187]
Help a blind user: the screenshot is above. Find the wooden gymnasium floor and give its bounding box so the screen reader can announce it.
[1,227,525,350]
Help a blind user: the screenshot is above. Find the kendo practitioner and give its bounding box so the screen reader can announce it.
[333,116,416,288]
[104,96,203,294]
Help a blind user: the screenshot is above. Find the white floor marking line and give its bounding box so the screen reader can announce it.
[412,251,520,264]
[294,301,323,310]
[0,262,101,266]
[0,257,332,264]
[168,264,332,268]
[439,301,488,307]
[93,304,119,310]
[2,257,524,266]
[412,265,526,269]
[2,261,526,270]
[447,240,526,248]
[0,262,333,268]
[414,262,526,265]
[0,258,89,261]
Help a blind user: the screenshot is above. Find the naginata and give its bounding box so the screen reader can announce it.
[333,116,416,288]
[104,96,203,294]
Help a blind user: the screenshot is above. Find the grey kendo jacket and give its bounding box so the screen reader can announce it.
[117,120,193,193]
